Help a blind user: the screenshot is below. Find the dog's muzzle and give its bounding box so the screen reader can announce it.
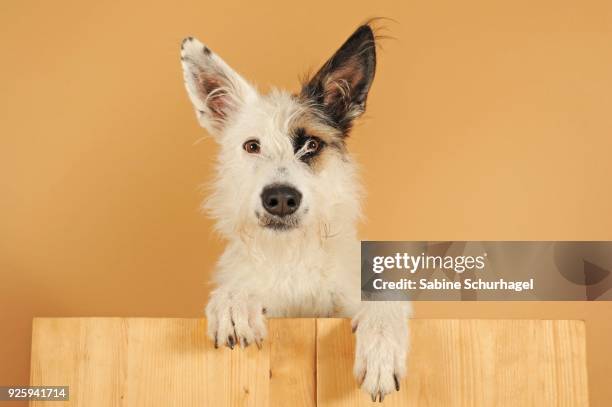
[258,184,302,231]
[261,184,301,217]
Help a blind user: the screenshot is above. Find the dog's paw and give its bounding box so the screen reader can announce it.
[352,320,408,402]
[205,291,267,349]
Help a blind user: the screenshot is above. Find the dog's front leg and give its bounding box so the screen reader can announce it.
[352,301,411,402]
[205,287,267,349]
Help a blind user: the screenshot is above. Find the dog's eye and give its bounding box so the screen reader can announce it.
[304,138,321,154]
[243,139,261,154]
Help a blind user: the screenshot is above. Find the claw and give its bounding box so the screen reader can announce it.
[371,393,377,402]
[255,339,263,350]
[242,338,249,348]
[394,374,400,391]
[214,333,218,349]
[351,323,358,333]
[227,335,235,349]
[379,392,385,403]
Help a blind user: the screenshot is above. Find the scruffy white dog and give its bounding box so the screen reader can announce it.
[181,23,411,402]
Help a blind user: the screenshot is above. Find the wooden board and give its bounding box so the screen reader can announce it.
[30,318,315,407]
[30,318,588,406]
[316,319,589,406]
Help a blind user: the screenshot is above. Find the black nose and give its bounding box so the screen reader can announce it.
[261,184,302,217]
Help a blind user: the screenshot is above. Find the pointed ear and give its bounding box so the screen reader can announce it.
[181,37,256,136]
[301,25,377,135]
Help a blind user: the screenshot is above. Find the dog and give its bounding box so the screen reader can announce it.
[180,23,411,402]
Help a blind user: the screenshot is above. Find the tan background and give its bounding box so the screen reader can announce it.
[1,0,611,405]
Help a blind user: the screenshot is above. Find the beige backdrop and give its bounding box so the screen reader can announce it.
[1,0,611,405]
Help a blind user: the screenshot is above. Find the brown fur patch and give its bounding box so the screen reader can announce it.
[291,96,345,147]
[288,104,348,173]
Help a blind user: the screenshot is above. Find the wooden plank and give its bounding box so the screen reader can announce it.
[123,318,269,406]
[30,318,314,407]
[269,319,316,407]
[30,318,127,407]
[316,319,589,407]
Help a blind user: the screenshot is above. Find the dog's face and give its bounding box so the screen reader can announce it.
[181,25,376,238]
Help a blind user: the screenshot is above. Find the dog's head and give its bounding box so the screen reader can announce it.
[181,25,376,239]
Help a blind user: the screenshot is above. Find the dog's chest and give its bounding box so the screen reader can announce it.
[257,260,339,317]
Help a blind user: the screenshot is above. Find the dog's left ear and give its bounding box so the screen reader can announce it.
[301,24,377,135]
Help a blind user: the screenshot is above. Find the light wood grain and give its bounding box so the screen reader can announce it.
[269,319,316,407]
[30,318,273,407]
[316,319,589,407]
[30,318,127,407]
[30,318,588,406]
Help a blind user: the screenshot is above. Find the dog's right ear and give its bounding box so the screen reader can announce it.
[300,24,377,136]
[181,37,256,136]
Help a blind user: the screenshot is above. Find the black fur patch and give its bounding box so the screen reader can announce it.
[292,128,326,164]
[181,37,193,50]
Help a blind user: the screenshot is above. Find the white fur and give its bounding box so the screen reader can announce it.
[181,36,411,401]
